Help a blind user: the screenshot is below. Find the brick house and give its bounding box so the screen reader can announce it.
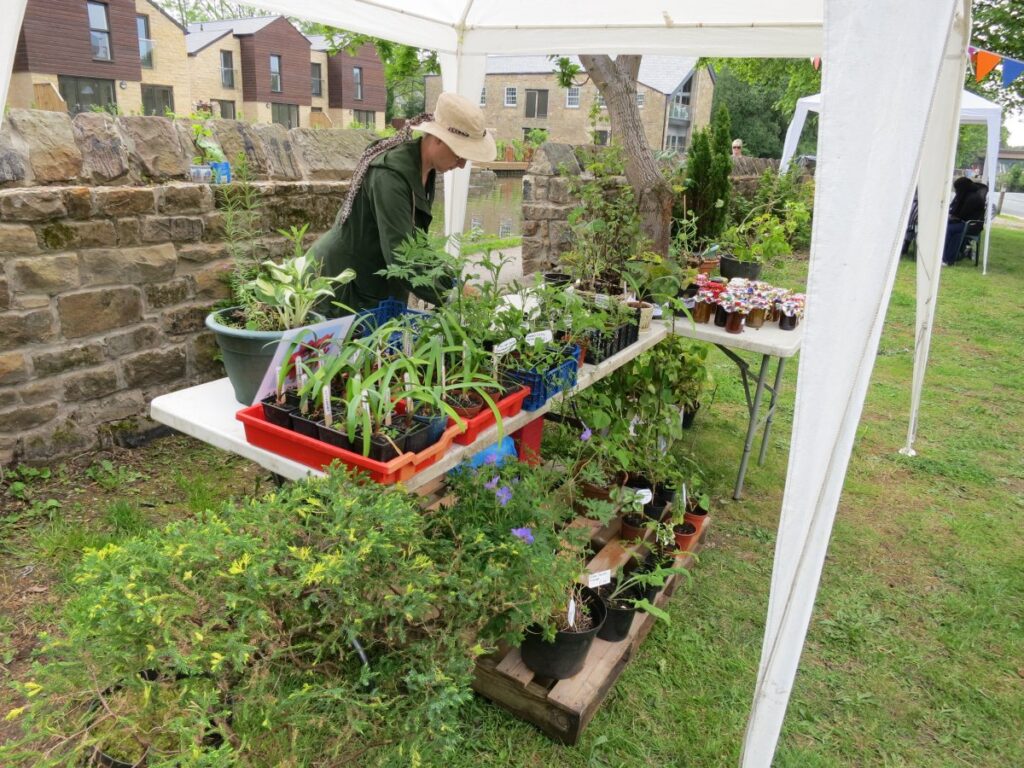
[7,0,192,116]
[305,36,387,131]
[425,55,714,152]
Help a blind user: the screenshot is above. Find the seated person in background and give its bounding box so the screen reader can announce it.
[942,177,987,265]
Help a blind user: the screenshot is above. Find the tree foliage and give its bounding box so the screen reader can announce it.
[711,66,790,158]
[704,58,821,116]
[685,106,733,244]
[970,0,1024,112]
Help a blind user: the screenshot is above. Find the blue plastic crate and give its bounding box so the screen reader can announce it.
[506,345,579,411]
[354,299,430,339]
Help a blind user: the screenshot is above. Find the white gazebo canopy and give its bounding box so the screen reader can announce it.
[780,88,1000,271]
[0,2,972,766]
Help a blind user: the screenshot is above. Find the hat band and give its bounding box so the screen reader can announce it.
[447,125,487,140]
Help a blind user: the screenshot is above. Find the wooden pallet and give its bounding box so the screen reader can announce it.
[471,516,709,745]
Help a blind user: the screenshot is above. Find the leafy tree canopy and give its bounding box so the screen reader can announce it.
[710,65,789,158]
[970,0,1024,112]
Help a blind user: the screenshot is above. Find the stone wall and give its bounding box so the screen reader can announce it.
[519,143,783,275]
[0,110,372,465]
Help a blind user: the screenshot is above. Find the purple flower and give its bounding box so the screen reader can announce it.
[484,453,499,465]
[496,486,513,506]
[484,475,500,490]
[511,526,534,544]
[580,425,592,442]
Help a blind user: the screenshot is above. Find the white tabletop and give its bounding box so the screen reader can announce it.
[150,323,670,488]
[668,316,803,358]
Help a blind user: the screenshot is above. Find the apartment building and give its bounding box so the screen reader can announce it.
[305,36,386,131]
[7,0,191,115]
[425,55,714,152]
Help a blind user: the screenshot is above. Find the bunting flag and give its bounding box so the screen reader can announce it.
[970,45,1024,88]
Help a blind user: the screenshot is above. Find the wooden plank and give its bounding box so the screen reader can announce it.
[494,647,536,686]
[471,662,580,744]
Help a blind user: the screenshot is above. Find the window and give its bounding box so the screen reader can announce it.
[58,75,116,115]
[353,109,375,127]
[216,99,235,119]
[220,51,235,88]
[566,86,580,108]
[88,2,111,61]
[270,55,282,92]
[137,15,153,68]
[141,85,173,116]
[353,67,363,100]
[271,102,299,128]
[636,91,645,108]
[524,89,548,118]
[499,219,513,238]
[311,63,322,97]
[480,87,486,106]
[596,92,606,109]
[504,86,517,107]
[594,129,610,146]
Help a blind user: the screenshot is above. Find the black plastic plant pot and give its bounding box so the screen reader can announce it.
[261,393,299,428]
[413,412,448,445]
[719,254,764,281]
[654,483,677,505]
[402,418,434,454]
[289,411,321,439]
[362,431,407,462]
[682,403,700,429]
[317,421,353,451]
[543,271,573,287]
[644,501,668,521]
[521,587,607,679]
[598,588,640,643]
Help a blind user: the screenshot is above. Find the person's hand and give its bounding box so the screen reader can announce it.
[462,283,481,297]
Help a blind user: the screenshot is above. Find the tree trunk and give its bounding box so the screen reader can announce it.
[580,55,674,257]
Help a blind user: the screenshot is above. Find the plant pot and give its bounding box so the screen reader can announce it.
[719,254,763,281]
[290,410,322,439]
[543,271,573,287]
[401,418,434,454]
[597,584,640,643]
[684,508,708,533]
[779,313,799,331]
[674,521,700,551]
[682,403,700,429]
[692,301,714,323]
[521,587,607,679]
[654,483,677,505]
[206,307,325,406]
[697,257,720,275]
[713,305,729,327]
[261,392,299,427]
[644,501,668,522]
[317,420,354,451]
[627,300,655,331]
[356,430,408,462]
[746,307,766,328]
[446,390,485,419]
[412,412,448,446]
[725,311,746,334]
[620,513,646,541]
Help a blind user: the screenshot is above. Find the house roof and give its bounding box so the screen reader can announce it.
[141,0,186,33]
[306,34,330,52]
[480,54,698,94]
[186,16,279,55]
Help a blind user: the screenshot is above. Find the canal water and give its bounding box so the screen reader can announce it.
[431,174,523,237]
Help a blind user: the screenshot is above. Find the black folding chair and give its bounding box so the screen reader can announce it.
[956,220,983,266]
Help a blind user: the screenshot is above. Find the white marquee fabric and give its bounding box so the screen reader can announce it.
[780,89,999,271]
[0,2,968,765]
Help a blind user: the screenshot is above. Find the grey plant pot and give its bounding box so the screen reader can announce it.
[205,307,324,406]
[719,253,763,281]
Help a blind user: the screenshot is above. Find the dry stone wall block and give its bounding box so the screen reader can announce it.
[57,287,143,338]
[0,308,57,350]
[291,128,372,180]
[122,346,187,388]
[12,254,80,294]
[63,187,94,219]
[105,325,161,358]
[0,352,28,385]
[191,262,232,300]
[6,109,83,182]
[141,215,205,243]
[72,112,131,183]
[63,365,120,402]
[210,120,268,176]
[0,224,40,254]
[187,331,222,380]
[144,278,191,309]
[117,218,142,246]
[94,187,156,217]
[161,304,208,336]
[80,244,177,286]
[176,242,226,264]
[158,184,215,215]
[33,342,105,376]
[252,123,302,180]
[38,220,117,250]
[118,116,190,179]
[0,126,27,187]
[0,189,66,221]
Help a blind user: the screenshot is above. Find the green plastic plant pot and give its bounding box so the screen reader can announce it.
[205,307,325,406]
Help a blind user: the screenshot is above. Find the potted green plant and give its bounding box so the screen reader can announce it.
[596,562,679,642]
[520,583,606,679]
[717,210,797,281]
[206,223,355,405]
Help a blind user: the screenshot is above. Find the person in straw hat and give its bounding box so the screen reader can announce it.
[311,91,497,313]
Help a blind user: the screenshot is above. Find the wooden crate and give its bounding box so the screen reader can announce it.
[471,516,709,745]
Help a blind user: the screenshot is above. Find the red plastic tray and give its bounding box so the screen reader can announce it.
[450,386,531,445]
[236,404,461,484]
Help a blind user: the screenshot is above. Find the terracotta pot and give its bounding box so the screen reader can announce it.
[698,258,720,275]
[746,307,766,328]
[684,509,708,533]
[673,522,700,551]
[620,514,646,542]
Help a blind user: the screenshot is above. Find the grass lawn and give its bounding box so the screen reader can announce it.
[2,227,1022,766]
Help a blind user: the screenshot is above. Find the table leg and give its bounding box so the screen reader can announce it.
[758,358,787,466]
[734,354,771,500]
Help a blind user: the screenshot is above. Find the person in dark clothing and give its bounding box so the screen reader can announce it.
[942,177,987,265]
[310,92,497,313]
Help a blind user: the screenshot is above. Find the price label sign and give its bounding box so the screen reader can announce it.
[493,337,517,356]
[525,329,553,345]
[322,382,332,424]
[635,488,654,505]
[588,570,612,589]
[567,597,577,628]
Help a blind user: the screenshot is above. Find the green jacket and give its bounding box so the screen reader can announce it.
[311,137,450,314]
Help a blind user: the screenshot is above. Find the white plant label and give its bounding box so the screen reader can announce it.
[635,488,654,505]
[588,570,612,589]
[322,382,332,426]
[275,365,282,397]
[494,337,517,356]
[567,597,577,628]
[595,293,610,307]
[682,484,688,512]
[525,329,553,345]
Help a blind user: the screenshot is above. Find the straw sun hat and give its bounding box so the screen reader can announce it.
[418,92,497,163]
